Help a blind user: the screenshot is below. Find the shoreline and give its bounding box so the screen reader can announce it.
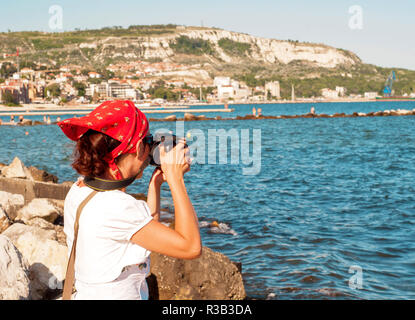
[1,98,415,112]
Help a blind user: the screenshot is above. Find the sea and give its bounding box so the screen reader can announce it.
[1,101,415,300]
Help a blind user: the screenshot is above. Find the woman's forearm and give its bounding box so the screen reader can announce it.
[147,182,161,221]
[168,177,201,256]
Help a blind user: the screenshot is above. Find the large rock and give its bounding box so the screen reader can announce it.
[184,113,197,121]
[2,223,68,300]
[164,115,177,121]
[1,157,27,179]
[0,207,11,233]
[148,247,246,300]
[27,166,58,183]
[0,191,25,221]
[15,198,62,224]
[0,235,32,300]
[0,177,71,203]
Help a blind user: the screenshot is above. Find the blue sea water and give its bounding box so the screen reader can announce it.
[1,101,415,299]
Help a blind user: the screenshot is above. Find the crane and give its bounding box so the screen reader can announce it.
[2,48,20,72]
[383,71,396,97]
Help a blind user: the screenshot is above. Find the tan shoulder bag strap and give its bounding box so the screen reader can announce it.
[62,190,98,300]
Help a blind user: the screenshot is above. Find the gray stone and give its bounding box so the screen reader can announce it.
[0,191,25,221]
[16,198,62,224]
[2,223,67,300]
[1,157,27,179]
[0,235,31,300]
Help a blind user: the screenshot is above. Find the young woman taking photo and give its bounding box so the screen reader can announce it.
[58,100,201,300]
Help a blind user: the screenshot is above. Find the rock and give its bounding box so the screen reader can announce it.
[164,115,177,121]
[18,119,33,126]
[0,235,32,300]
[2,223,67,300]
[0,191,25,221]
[0,207,11,233]
[27,166,59,183]
[1,157,27,179]
[0,177,72,203]
[25,217,55,230]
[184,113,197,121]
[357,113,366,117]
[16,198,62,224]
[396,109,412,115]
[148,247,246,300]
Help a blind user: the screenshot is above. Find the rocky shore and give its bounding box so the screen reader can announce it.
[0,157,246,300]
[149,108,415,122]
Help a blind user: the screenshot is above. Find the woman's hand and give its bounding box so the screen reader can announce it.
[149,167,166,188]
[159,139,191,184]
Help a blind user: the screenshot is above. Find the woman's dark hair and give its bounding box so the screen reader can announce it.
[72,129,121,177]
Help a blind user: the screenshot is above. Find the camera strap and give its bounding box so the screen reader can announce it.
[83,174,138,192]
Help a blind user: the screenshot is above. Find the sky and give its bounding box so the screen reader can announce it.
[1,0,414,70]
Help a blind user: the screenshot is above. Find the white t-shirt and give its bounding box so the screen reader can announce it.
[63,178,153,299]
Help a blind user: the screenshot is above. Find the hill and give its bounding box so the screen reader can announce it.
[1,25,414,98]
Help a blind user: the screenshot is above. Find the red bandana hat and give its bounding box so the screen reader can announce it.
[58,100,149,180]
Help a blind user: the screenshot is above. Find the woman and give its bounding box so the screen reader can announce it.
[58,100,201,300]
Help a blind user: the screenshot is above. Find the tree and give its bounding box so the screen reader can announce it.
[1,90,19,106]
[0,62,17,79]
[45,83,61,98]
[73,81,86,96]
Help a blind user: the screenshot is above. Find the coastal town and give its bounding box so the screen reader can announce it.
[2,59,413,107]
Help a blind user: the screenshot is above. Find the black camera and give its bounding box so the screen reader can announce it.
[145,132,187,166]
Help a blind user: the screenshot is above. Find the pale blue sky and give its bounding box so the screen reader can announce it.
[1,0,414,70]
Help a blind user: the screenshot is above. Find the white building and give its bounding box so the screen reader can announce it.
[364,92,379,99]
[218,85,234,100]
[214,76,231,87]
[321,88,339,99]
[86,82,139,100]
[88,72,102,79]
[336,86,347,97]
[265,81,281,99]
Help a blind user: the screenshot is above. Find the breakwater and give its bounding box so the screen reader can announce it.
[1,108,414,126]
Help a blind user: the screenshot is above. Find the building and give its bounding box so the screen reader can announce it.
[321,88,339,99]
[217,85,234,100]
[364,92,379,99]
[86,82,139,100]
[88,72,102,79]
[108,83,139,100]
[0,80,30,104]
[214,76,231,87]
[336,86,347,97]
[265,81,281,99]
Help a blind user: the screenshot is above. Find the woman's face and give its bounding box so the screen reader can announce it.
[114,138,151,180]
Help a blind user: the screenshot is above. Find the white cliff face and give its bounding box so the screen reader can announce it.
[178,29,358,68]
[81,28,359,69]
